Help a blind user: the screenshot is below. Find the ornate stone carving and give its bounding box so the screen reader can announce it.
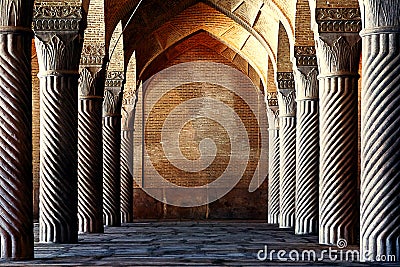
[35,35,82,75]
[120,127,133,223]
[105,71,124,88]
[38,73,79,243]
[294,68,319,100]
[103,70,124,226]
[316,32,360,245]
[33,2,85,243]
[316,8,361,33]
[78,67,104,97]
[276,73,296,229]
[33,4,82,31]
[276,72,295,90]
[80,43,105,65]
[360,1,400,261]
[293,65,319,235]
[279,116,296,228]
[103,116,121,226]
[267,91,278,107]
[360,0,400,29]
[78,96,103,233]
[278,89,296,117]
[122,104,135,131]
[295,96,319,235]
[77,66,105,233]
[122,88,137,106]
[0,0,33,28]
[267,106,279,130]
[103,89,122,117]
[268,125,280,224]
[0,0,34,259]
[315,36,361,77]
[319,74,358,245]
[294,46,317,67]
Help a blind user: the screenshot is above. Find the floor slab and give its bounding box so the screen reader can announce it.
[0,221,397,266]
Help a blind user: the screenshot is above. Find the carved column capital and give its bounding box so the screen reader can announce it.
[267,106,280,130]
[315,8,362,33]
[103,71,124,117]
[79,67,104,97]
[276,72,296,117]
[267,92,278,107]
[0,0,33,32]
[276,72,295,90]
[33,4,84,76]
[294,46,317,67]
[266,92,279,129]
[80,43,106,66]
[122,90,136,131]
[313,8,362,78]
[278,89,296,117]
[33,3,83,32]
[315,35,361,78]
[359,0,400,32]
[294,67,319,100]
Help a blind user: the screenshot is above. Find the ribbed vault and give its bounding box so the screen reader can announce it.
[122,2,272,87]
[141,30,264,92]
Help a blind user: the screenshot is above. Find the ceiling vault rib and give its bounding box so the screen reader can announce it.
[201,0,276,64]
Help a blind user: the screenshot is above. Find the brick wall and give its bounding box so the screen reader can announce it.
[133,61,269,219]
[277,22,292,72]
[84,0,105,43]
[108,22,124,71]
[295,0,314,46]
[267,58,277,93]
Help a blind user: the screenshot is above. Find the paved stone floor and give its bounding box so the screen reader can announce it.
[1,221,398,266]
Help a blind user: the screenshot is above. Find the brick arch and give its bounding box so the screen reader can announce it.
[105,0,295,53]
[123,2,274,90]
[140,30,265,93]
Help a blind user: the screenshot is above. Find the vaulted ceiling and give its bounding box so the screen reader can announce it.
[105,0,298,86]
[98,0,359,91]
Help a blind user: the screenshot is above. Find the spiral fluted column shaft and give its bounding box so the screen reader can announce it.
[314,31,360,246]
[360,2,400,260]
[0,13,34,258]
[268,128,280,224]
[319,76,358,245]
[78,97,104,233]
[103,116,121,226]
[279,116,296,228]
[39,74,79,243]
[296,99,319,234]
[121,129,133,223]
[34,3,84,243]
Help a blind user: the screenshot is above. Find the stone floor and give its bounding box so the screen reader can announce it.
[1,221,398,266]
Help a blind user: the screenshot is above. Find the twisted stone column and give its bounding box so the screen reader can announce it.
[0,0,33,259]
[120,90,136,223]
[77,55,105,233]
[277,73,296,228]
[266,94,280,224]
[34,4,84,243]
[293,47,319,235]
[103,72,123,226]
[314,8,361,245]
[359,0,400,261]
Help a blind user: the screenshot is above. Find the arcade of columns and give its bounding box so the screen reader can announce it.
[0,0,399,262]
